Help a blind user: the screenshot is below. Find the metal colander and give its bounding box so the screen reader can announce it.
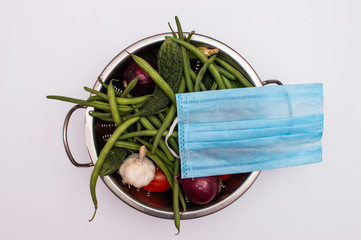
[63,33,282,219]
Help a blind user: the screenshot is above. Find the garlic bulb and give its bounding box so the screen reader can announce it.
[119,145,155,188]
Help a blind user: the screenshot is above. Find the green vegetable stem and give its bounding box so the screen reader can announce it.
[89,116,140,222]
[215,57,253,87]
[129,53,177,104]
[138,117,175,162]
[175,16,193,93]
[194,54,217,92]
[172,157,181,235]
[165,36,226,89]
[151,104,177,154]
[46,95,134,114]
[97,77,123,97]
[120,77,139,97]
[108,80,122,125]
[89,111,115,122]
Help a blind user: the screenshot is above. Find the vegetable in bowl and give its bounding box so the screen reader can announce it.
[47,16,259,234]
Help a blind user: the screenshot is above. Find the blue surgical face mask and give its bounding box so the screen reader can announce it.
[174,83,323,178]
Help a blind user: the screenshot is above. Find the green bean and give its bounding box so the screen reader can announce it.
[194,54,217,92]
[117,105,134,113]
[146,115,162,128]
[97,77,108,89]
[113,140,139,150]
[120,77,138,97]
[172,157,181,234]
[178,76,186,93]
[231,79,243,88]
[136,138,174,170]
[87,95,105,102]
[154,108,168,115]
[173,161,186,211]
[129,53,176,104]
[175,15,184,39]
[147,151,174,186]
[89,111,115,122]
[85,93,150,107]
[139,117,154,130]
[168,137,180,155]
[133,101,147,109]
[168,22,178,38]
[189,69,207,91]
[92,101,112,110]
[47,95,111,112]
[186,30,195,42]
[175,16,193,93]
[189,69,196,80]
[161,83,185,210]
[222,75,234,89]
[165,37,226,89]
[116,95,152,105]
[217,65,237,81]
[151,132,176,161]
[89,116,140,221]
[108,80,122,125]
[182,49,194,92]
[84,87,108,101]
[139,117,175,162]
[135,121,142,133]
[89,111,112,118]
[151,104,177,154]
[215,57,253,87]
[48,96,134,114]
[97,78,122,96]
[210,82,218,90]
[117,129,178,140]
[157,112,165,121]
[178,185,186,212]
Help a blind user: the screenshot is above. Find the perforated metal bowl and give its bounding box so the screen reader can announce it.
[64,33,276,220]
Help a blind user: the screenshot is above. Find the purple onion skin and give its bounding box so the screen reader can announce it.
[178,176,220,205]
[122,59,156,97]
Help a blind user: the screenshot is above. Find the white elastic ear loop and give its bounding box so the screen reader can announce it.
[165,117,180,158]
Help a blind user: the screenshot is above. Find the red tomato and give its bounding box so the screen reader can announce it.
[219,174,232,182]
[141,168,171,192]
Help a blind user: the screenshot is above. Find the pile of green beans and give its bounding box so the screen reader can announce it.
[47,16,253,234]
[47,72,185,226]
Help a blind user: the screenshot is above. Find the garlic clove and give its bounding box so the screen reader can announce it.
[119,145,155,188]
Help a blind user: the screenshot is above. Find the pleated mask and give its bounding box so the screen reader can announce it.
[174,83,324,178]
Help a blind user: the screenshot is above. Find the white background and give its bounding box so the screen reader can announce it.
[1,0,360,239]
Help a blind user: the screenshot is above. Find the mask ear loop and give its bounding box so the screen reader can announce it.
[165,117,180,158]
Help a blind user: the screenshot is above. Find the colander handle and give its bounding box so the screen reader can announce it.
[63,105,94,168]
[262,79,283,85]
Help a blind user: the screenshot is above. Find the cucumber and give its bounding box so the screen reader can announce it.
[137,38,184,117]
[99,146,128,176]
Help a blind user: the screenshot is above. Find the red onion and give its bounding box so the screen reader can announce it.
[122,59,156,97]
[178,176,220,205]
